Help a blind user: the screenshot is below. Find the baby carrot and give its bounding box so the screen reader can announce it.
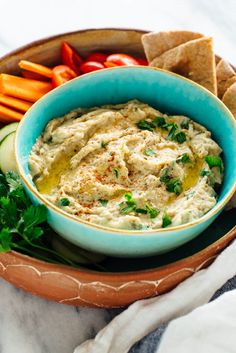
[0,94,33,112]
[19,60,53,78]
[0,104,24,123]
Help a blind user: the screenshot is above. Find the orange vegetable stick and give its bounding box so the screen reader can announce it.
[0,74,53,102]
[22,70,50,81]
[19,60,53,78]
[0,104,23,123]
[0,94,33,112]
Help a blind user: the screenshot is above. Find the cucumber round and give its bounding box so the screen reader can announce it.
[0,132,17,173]
[0,122,18,144]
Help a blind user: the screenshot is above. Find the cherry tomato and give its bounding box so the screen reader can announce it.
[106,53,139,66]
[80,61,105,74]
[52,65,77,87]
[86,52,108,63]
[61,42,83,75]
[137,58,148,66]
[103,61,119,68]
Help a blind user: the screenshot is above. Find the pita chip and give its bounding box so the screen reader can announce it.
[150,37,217,94]
[142,31,204,62]
[216,59,236,99]
[222,81,236,118]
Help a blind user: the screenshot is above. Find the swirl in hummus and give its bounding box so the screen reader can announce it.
[29,100,224,230]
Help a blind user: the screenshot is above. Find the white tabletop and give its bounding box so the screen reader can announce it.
[0,1,235,352]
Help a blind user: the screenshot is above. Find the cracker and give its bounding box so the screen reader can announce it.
[150,37,217,94]
[142,31,204,62]
[222,81,236,118]
[216,59,236,99]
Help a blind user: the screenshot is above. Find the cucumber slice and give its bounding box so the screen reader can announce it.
[0,122,18,144]
[0,132,17,173]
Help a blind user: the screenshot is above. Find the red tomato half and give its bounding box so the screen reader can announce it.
[86,52,108,63]
[137,58,148,66]
[80,61,105,74]
[61,42,83,75]
[106,53,139,66]
[52,65,77,87]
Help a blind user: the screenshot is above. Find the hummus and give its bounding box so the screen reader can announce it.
[29,100,223,230]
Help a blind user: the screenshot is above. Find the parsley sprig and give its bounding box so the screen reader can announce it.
[160,168,183,195]
[119,193,159,219]
[0,172,100,268]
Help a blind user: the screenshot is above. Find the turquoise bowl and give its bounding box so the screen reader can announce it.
[15,67,236,257]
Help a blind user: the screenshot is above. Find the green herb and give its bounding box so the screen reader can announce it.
[144,148,156,156]
[136,208,148,214]
[99,199,108,207]
[180,118,190,130]
[162,213,172,228]
[136,120,155,132]
[145,204,159,218]
[166,123,178,140]
[0,172,79,267]
[101,140,108,148]
[113,168,119,178]
[200,170,212,177]
[166,178,183,195]
[160,167,171,183]
[58,198,70,206]
[205,155,223,173]
[153,116,168,129]
[119,192,136,215]
[174,131,186,144]
[177,153,191,164]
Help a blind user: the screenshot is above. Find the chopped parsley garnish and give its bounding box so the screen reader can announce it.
[113,168,119,178]
[180,118,190,129]
[160,167,172,183]
[144,148,156,156]
[145,204,159,218]
[119,193,159,219]
[99,199,108,207]
[58,198,70,206]
[166,178,183,195]
[174,131,186,144]
[166,123,178,140]
[136,208,148,214]
[177,153,191,164]
[136,120,155,132]
[200,170,212,177]
[153,116,168,129]
[162,213,172,228]
[205,155,223,173]
[101,140,108,148]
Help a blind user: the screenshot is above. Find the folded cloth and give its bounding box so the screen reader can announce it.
[157,288,236,353]
[74,236,236,353]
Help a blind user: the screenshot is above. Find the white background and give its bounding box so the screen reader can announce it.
[0,0,236,64]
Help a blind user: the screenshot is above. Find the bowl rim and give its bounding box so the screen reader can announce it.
[15,65,236,236]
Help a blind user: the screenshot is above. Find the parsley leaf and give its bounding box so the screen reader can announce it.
[166,123,178,140]
[174,131,186,144]
[5,171,22,192]
[160,167,171,184]
[162,213,172,228]
[153,116,168,129]
[166,178,183,195]
[101,141,108,148]
[144,148,156,156]
[99,199,108,207]
[200,170,212,177]
[136,120,155,132]
[205,155,223,173]
[58,198,70,206]
[0,228,12,252]
[145,204,159,218]
[177,153,191,164]
[136,208,148,214]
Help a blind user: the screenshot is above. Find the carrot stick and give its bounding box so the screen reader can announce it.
[0,74,53,102]
[0,94,33,112]
[19,60,53,78]
[0,104,24,123]
[22,70,50,81]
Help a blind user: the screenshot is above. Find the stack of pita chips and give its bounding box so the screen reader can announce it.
[142,31,236,118]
